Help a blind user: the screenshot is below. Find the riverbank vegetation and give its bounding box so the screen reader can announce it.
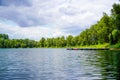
[0,3,120,48]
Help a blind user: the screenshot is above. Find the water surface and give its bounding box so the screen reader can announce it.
[0,48,120,80]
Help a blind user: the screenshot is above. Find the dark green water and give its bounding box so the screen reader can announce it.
[0,48,120,80]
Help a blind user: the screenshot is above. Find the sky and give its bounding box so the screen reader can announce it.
[0,0,119,40]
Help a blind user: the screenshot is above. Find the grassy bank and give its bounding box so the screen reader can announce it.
[110,43,120,48]
[71,43,120,50]
[72,43,110,48]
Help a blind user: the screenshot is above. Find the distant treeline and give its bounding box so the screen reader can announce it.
[0,3,120,48]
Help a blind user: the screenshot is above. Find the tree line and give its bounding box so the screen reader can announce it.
[0,3,120,48]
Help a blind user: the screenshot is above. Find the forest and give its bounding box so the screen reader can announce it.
[0,3,120,48]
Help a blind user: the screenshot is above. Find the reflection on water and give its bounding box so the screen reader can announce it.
[0,49,120,80]
[94,50,120,80]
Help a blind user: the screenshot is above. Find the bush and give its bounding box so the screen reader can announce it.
[113,43,120,48]
[110,29,120,44]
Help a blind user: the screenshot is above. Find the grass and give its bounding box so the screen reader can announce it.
[110,43,120,48]
[67,43,120,50]
[72,43,110,48]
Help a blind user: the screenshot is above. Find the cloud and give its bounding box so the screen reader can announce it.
[59,6,79,16]
[0,0,32,6]
[0,5,47,27]
[0,0,119,27]
[0,0,119,40]
[0,22,68,40]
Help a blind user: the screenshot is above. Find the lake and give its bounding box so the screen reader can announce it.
[0,48,120,80]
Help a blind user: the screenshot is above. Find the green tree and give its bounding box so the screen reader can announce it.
[111,3,120,30]
[112,29,119,44]
[66,35,73,47]
[39,37,46,47]
[60,36,66,47]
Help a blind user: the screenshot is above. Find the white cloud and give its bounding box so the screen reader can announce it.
[0,22,68,40]
[0,0,119,40]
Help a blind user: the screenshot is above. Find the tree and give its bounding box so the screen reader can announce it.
[111,3,120,30]
[112,29,119,44]
[60,36,66,47]
[39,37,46,47]
[66,35,73,47]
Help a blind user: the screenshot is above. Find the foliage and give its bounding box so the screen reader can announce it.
[74,43,110,48]
[111,3,120,30]
[110,43,120,48]
[112,29,120,44]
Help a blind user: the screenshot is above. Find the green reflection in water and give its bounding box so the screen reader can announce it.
[88,50,120,80]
